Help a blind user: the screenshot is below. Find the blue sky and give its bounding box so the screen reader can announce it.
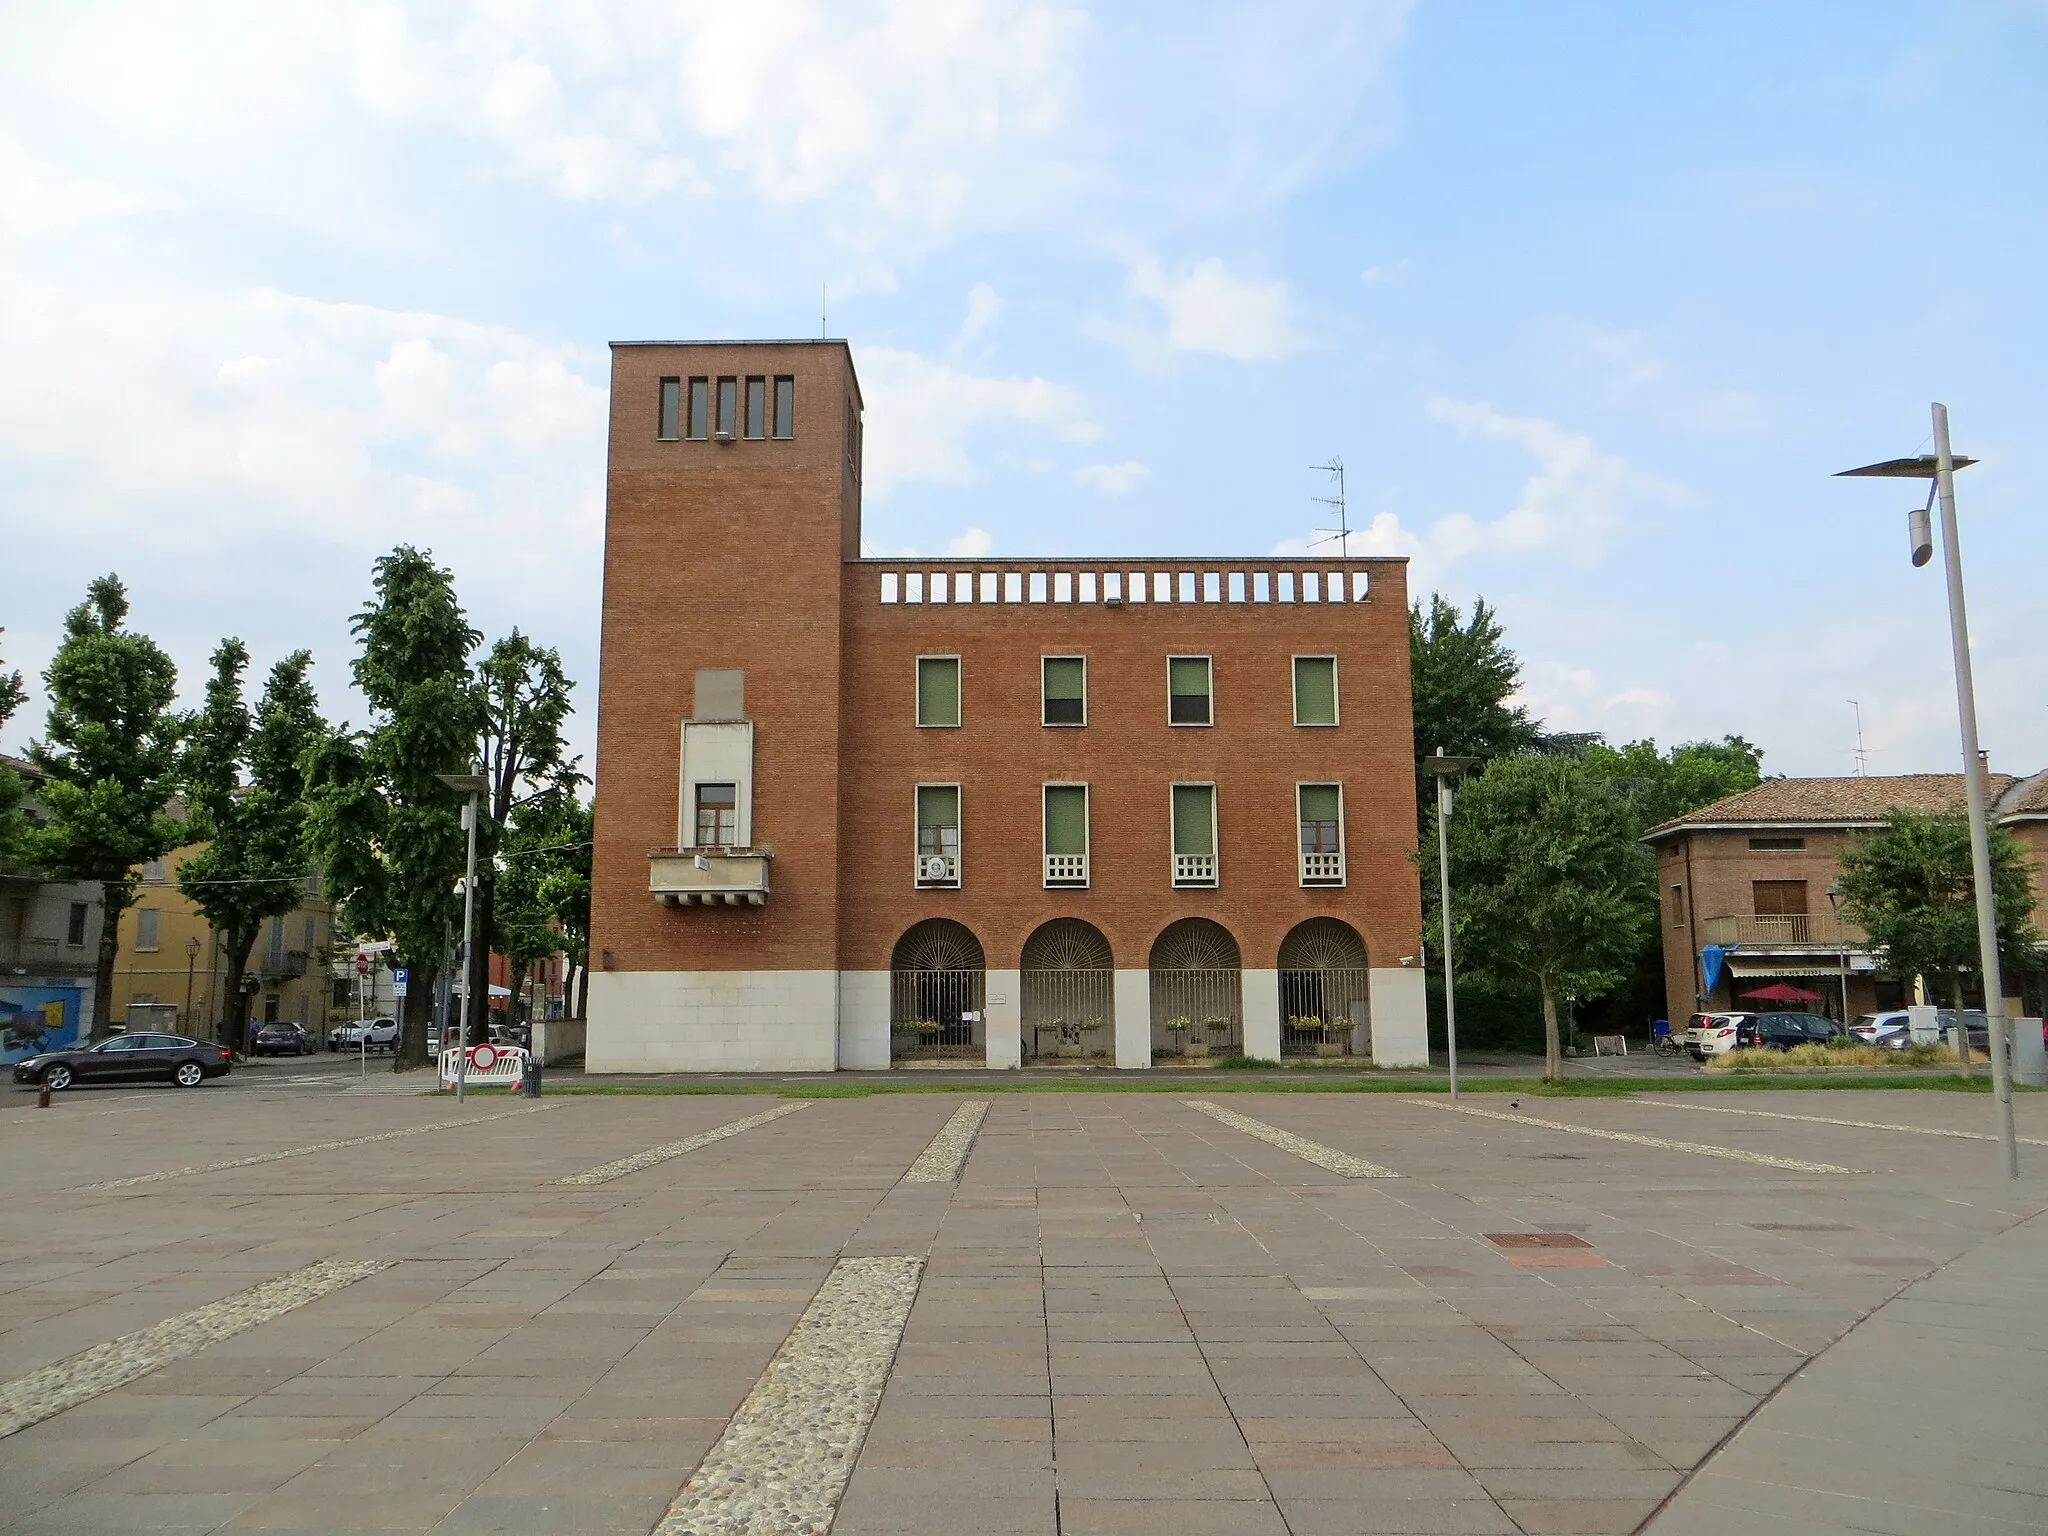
[3,1,2044,781]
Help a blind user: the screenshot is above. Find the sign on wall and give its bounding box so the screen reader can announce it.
[0,987,83,1065]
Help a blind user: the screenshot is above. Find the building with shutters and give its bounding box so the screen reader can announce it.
[587,338,1428,1073]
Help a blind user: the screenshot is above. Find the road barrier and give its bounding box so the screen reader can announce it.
[438,1043,528,1090]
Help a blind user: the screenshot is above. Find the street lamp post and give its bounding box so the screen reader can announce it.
[437,772,488,1105]
[183,935,202,1032]
[1825,881,1851,1032]
[1422,752,1479,1099]
[1837,405,2017,1178]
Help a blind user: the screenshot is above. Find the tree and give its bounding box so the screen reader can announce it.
[305,549,481,1067]
[1424,752,1655,1078]
[464,632,580,1044]
[27,577,184,1039]
[176,642,327,1052]
[495,791,592,1022]
[0,630,29,867]
[1408,594,1542,825]
[1835,809,2039,1024]
[1578,736,1765,833]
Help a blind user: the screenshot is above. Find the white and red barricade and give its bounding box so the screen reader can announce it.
[438,1042,528,1089]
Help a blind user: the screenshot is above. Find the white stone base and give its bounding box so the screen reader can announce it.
[1242,969,1282,1062]
[1113,970,1151,1069]
[837,971,890,1071]
[1367,967,1429,1066]
[586,970,839,1073]
[985,968,1021,1069]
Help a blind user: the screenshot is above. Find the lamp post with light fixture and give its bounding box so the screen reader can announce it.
[437,772,488,1103]
[1824,880,1852,1031]
[1836,404,2016,1177]
[183,935,202,1032]
[1422,751,1479,1098]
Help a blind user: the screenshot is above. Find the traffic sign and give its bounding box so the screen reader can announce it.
[354,954,370,976]
[392,967,408,999]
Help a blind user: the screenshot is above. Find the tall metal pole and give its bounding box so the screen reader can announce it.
[455,790,479,1104]
[1436,753,1461,1101]
[1931,402,2017,1177]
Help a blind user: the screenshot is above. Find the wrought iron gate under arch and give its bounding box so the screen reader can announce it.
[1278,917,1371,1059]
[1149,917,1243,1059]
[1020,918,1114,1061]
[890,919,986,1061]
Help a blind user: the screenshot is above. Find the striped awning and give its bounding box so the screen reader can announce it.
[1727,958,1854,979]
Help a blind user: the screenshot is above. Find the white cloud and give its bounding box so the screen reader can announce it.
[858,346,1097,496]
[1359,259,1414,286]
[1129,257,1303,361]
[946,526,994,557]
[1542,319,1768,435]
[1076,460,1151,495]
[955,282,1003,347]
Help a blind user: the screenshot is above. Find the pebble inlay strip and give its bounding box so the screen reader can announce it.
[0,1257,394,1439]
[654,1254,925,1536]
[81,1104,560,1190]
[1643,1098,2048,1146]
[1184,1099,1399,1177]
[553,1101,808,1185]
[1413,1099,1858,1173]
[901,1100,989,1183]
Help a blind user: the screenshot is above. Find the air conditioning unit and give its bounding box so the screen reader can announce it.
[921,855,951,882]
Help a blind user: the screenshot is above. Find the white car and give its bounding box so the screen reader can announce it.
[1685,1012,1750,1059]
[329,1017,400,1052]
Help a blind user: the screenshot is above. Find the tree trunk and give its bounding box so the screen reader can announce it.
[1541,977,1563,1081]
[219,924,258,1054]
[91,880,124,1040]
[1951,975,1972,1073]
[396,960,437,1068]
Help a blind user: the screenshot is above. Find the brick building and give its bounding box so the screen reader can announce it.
[587,340,1426,1073]
[1645,770,2048,1025]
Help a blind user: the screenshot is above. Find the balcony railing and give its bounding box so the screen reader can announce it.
[1172,853,1217,888]
[649,848,772,907]
[0,935,62,970]
[1043,853,1088,888]
[914,850,960,889]
[1299,849,1345,886]
[258,949,310,981]
[1701,914,1861,947]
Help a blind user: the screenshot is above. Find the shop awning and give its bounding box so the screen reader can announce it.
[1727,958,1858,979]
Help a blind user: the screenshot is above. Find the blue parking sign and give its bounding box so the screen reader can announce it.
[392,967,408,998]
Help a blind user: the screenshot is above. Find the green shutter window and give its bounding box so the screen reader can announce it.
[1298,783,1341,834]
[1171,784,1215,856]
[1168,656,1212,724]
[1044,785,1088,855]
[1042,657,1086,725]
[917,784,959,831]
[1293,656,1337,725]
[916,657,960,726]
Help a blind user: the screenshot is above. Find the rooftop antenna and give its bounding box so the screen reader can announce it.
[1309,457,1349,554]
[821,283,827,339]
[1848,699,1868,777]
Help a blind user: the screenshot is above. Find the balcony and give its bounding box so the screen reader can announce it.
[1299,849,1345,887]
[915,850,960,889]
[0,935,62,972]
[1172,853,1217,888]
[258,949,310,981]
[650,848,771,907]
[1701,914,1861,948]
[1043,853,1088,888]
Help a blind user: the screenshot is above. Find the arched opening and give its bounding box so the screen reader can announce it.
[1278,917,1371,1059]
[1020,918,1115,1062]
[1149,917,1243,1060]
[890,919,986,1062]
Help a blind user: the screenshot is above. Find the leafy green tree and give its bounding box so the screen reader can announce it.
[27,578,184,1039]
[1424,752,1655,1078]
[1579,736,1765,832]
[1835,809,2039,1021]
[177,641,327,1051]
[495,791,592,1021]
[0,630,29,867]
[1409,594,1540,818]
[305,549,481,1067]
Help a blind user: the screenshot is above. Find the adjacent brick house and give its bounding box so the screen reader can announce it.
[587,339,1427,1072]
[1645,770,2048,1025]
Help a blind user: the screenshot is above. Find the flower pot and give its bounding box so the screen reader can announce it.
[1185,1041,1210,1059]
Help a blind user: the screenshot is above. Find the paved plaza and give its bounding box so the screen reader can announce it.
[0,1076,2043,1535]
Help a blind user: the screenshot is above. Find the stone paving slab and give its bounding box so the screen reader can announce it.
[0,1089,2043,1534]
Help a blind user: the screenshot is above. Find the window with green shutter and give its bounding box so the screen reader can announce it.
[1171,784,1215,856]
[916,784,961,885]
[1042,657,1086,725]
[1168,656,1212,725]
[1298,784,1341,852]
[1044,785,1088,855]
[1293,656,1338,726]
[916,656,960,726]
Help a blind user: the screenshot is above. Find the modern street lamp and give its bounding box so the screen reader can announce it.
[1837,404,2016,1178]
[183,934,202,1031]
[1824,880,1852,1034]
[1422,751,1480,1098]
[437,772,488,1104]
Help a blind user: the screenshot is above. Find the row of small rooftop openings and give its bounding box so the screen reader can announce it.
[879,567,1372,605]
[914,654,1341,729]
[656,374,795,442]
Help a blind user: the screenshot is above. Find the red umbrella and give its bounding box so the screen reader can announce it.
[1739,981,1825,1003]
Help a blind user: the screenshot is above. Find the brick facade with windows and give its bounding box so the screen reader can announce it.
[589,339,1426,1072]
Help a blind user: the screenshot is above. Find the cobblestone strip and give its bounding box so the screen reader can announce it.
[1641,1098,2048,1147]
[1184,1099,1399,1177]
[654,1254,925,1536]
[552,1102,808,1186]
[1412,1099,1858,1173]
[80,1103,560,1190]
[900,1100,989,1183]
[0,1258,394,1439]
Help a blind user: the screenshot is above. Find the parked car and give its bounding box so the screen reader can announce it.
[1851,1010,1912,1046]
[251,1022,317,1057]
[14,1034,232,1090]
[1736,1012,1840,1050]
[1851,1008,1990,1052]
[1686,1012,1751,1058]
[329,1017,400,1053]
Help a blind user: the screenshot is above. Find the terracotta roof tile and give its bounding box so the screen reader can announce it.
[1645,773,2022,837]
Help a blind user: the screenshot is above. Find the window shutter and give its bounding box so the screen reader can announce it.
[918,785,959,829]
[917,658,960,726]
[1293,657,1337,725]
[1044,786,1087,854]
[1168,657,1209,695]
[1298,784,1341,824]
[1044,658,1085,700]
[1171,785,1215,856]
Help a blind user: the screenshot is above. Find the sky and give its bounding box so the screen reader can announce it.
[3,1,2045,784]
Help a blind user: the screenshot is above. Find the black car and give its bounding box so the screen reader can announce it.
[13,1033,233,1090]
[251,1022,317,1057]
[1738,1012,1842,1050]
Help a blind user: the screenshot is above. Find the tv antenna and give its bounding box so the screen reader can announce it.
[1848,699,1867,777]
[1310,457,1350,554]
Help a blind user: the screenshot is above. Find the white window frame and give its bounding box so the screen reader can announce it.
[1166,654,1214,728]
[1170,781,1219,888]
[1296,781,1346,887]
[915,654,962,729]
[1042,782,1090,889]
[1291,654,1340,728]
[915,782,963,888]
[1041,654,1088,728]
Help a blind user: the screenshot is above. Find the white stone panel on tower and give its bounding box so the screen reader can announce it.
[1113,969,1151,1069]
[984,968,1021,1069]
[586,969,838,1073]
[837,971,890,1071]
[1242,968,1282,1062]
[1367,966,1429,1067]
